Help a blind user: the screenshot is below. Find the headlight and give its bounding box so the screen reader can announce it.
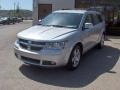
[15,39,19,44]
[45,41,67,49]
[14,39,19,49]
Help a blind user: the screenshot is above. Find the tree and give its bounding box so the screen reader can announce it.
[16,3,20,13]
[15,2,20,17]
[0,5,1,10]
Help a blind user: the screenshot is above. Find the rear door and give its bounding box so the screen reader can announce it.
[91,13,104,43]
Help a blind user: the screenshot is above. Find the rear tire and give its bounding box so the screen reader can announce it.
[66,45,82,70]
[97,34,105,49]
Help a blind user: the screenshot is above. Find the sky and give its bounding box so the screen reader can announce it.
[0,0,33,10]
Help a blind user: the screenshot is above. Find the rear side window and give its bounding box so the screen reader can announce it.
[91,14,103,25]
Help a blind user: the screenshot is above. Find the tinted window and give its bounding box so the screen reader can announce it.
[82,14,93,29]
[39,13,83,29]
[97,14,103,22]
[91,14,101,25]
[84,15,93,24]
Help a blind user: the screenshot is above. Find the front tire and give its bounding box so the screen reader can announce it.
[66,45,81,70]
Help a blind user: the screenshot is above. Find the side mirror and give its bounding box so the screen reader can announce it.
[84,23,93,30]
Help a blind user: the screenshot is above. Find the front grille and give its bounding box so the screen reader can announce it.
[42,61,56,65]
[21,56,40,65]
[31,41,45,45]
[19,39,43,51]
[19,39,28,43]
[31,46,42,51]
[19,43,27,49]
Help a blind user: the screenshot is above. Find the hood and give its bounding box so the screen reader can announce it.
[18,25,77,41]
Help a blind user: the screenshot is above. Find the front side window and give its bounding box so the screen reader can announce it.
[84,14,93,24]
[82,14,95,30]
[39,13,83,29]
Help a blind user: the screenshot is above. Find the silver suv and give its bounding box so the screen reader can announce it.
[14,10,105,70]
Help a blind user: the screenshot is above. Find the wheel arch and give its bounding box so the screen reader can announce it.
[66,42,84,70]
[74,42,83,55]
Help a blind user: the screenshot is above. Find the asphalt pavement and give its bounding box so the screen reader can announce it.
[0,21,120,90]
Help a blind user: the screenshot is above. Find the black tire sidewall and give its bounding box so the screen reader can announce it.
[66,45,81,70]
[97,34,105,49]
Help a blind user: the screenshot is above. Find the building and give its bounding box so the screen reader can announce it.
[33,0,74,25]
[33,0,120,25]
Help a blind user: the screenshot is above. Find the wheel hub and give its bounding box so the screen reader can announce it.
[72,48,81,67]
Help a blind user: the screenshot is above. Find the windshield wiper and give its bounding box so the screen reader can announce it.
[39,24,76,28]
[51,25,65,28]
[52,25,76,28]
[38,24,52,27]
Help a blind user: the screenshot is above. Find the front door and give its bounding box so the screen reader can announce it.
[82,14,95,51]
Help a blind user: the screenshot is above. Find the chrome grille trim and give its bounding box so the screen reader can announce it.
[18,39,44,51]
[19,41,28,45]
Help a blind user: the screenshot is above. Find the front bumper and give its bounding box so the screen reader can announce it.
[14,47,69,67]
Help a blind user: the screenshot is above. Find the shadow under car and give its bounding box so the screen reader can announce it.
[19,45,120,88]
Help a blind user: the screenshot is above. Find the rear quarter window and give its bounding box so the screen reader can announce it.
[97,14,103,22]
[91,14,103,25]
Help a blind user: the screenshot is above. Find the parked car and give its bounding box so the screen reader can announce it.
[11,17,18,23]
[0,16,1,20]
[0,17,15,25]
[0,18,3,24]
[11,17,23,23]
[18,18,23,22]
[14,10,105,70]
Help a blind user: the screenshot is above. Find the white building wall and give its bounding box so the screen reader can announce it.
[54,0,75,10]
[33,0,75,25]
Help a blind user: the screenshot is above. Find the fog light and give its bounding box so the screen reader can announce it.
[15,53,18,58]
[42,60,56,65]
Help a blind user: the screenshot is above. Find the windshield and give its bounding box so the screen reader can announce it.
[39,13,83,29]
